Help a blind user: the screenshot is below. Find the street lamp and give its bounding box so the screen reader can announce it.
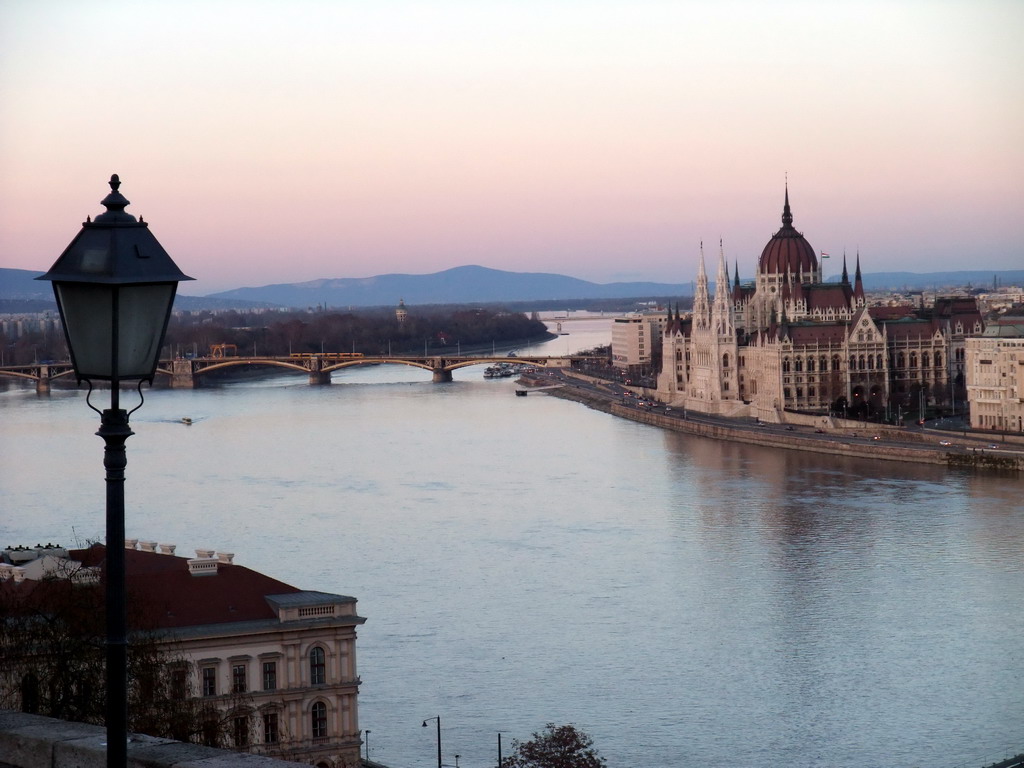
[422,716,442,768]
[364,729,371,761]
[38,174,192,768]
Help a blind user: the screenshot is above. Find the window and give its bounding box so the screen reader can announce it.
[170,668,188,701]
[311,702,328,739]
[234,716,249,747]
[263,712,280,744]
[263,661,277,691]
[310,647,326,685]
[232,664,247,693]
[202,667,217,697]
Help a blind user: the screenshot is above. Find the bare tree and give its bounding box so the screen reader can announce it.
[501,724,607,768]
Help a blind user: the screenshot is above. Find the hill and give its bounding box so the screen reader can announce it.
[207,265,690,308]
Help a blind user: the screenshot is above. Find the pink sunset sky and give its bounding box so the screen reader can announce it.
[1,1,1021,296]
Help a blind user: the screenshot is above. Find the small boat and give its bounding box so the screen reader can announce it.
[181,417,193,425]
[515,390,528,397]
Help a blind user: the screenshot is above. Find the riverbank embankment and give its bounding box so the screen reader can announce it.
[523,372,1023,473]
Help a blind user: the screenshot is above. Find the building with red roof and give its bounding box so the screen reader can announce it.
[0,541,365,768]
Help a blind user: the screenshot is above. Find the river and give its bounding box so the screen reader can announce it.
[1,314,1022,768]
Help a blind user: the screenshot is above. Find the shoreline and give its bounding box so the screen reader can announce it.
[524,372,1024,474]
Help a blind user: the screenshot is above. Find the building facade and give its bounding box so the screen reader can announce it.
[966,316,1024,431]
[0,541,365,768]
[611,314,665,373]
[656,189,983,422]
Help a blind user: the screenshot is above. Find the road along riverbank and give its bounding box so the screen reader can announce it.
[521,372,1023,473]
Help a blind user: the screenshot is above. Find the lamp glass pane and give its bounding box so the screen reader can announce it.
[55,282,115,379]
[116,283,175,378]
[55,282,175,380]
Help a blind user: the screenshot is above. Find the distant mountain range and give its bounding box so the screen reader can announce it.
[2,265,1022,312]
[207,265,691,308]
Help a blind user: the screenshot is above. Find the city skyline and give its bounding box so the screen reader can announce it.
[1,1,1022,296]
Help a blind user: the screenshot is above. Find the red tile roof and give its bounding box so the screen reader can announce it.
[73,545,302,630]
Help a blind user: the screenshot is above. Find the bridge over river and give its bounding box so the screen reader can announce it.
[0,353,599,391]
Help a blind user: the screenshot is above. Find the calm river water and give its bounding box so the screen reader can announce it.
[2,316,1022,768]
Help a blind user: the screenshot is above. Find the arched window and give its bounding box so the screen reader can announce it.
[910,352,918,368]
[876,355,884,369]
[897,352,905,368]
[849,356,857,371]
[935,352,943,368]
[807,358,815,372]
[867,355,874,370]
[310,647,326,685]
[794,358,803,372]
[820,356,827,372]
[311,701,327,739]
[782,358,791,373]
[832,355,840,371]
[922,352,930,368]
[858,355,866,370]
[723,353,730,368]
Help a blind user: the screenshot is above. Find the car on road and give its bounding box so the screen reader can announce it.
[939,440,953,446]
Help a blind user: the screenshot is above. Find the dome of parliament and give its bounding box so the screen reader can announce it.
[758,188,818,276]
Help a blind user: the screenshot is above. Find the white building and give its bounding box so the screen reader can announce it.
[611,314,666,372]
[966,317,1024,432]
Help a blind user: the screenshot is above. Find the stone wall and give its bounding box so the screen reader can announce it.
[0,711,307,768]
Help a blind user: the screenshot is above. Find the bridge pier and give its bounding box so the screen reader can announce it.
[307,357,331,385]
[171,359,197,389]
[432,368,453,383]
[36,365,50,394]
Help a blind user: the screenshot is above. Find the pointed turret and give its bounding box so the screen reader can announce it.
[781,182,793,230]
[854,251,865,304]
[841,252,849,284]
[693,241,710,329]
[712,239,733,336]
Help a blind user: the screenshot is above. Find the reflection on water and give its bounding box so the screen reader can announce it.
[1,321,1022,768]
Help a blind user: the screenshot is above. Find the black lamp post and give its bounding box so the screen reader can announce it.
[38,175,192,768]
[422,716,442,768]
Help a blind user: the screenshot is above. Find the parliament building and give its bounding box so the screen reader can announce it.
[656,188,983,422]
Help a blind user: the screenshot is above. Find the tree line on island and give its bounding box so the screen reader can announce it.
[165,305,553,360]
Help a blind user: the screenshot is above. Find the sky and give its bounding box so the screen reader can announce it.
[1,0,1022,296]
